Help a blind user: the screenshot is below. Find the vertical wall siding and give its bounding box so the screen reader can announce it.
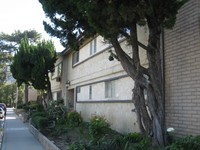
[165,0,200,136]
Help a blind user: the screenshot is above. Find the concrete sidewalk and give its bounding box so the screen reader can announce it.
[2,108,45,150]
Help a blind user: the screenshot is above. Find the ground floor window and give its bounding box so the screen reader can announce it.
[76,76,134,102]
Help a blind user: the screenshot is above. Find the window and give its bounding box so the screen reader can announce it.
[72,51,79,65]
[105,80,115,98]
[89,85,92,99]
[90,38,97,55]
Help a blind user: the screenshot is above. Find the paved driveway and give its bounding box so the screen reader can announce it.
[2,108,44,150]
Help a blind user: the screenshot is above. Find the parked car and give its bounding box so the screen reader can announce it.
[0,108,4,119]
[0,103,6,115]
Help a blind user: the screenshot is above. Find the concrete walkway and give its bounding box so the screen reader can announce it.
[2,108,45,150]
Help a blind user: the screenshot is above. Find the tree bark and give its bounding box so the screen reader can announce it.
[111,21,166,147]
[46,77,53,104]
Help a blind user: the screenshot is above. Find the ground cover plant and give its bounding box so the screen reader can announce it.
[16,105,200,150]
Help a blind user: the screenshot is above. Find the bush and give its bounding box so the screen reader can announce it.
[169,135,200,150]
[67,111,83,127]
[89,115,110,141]
[32,116,48,129]
[123,133,150,150]
[69,142,89,150]
[31,112,48,130]
[47,99,68,121]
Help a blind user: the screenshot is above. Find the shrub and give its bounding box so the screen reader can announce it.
[17,103,23,109]
[169,135,200,150]
[31,112,48,130]
[31,112,48,118]
[47,99,68,121]
[122,133,150,150]
[89,115,110,141]
[69,142,89,150]
[32,116,48,129]
[67,111,83,127]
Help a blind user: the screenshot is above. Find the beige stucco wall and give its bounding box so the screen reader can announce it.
[76,103,139,133]
[28,88,38,101]
[165,0,200,136]
[61,26,148,133]
[77,77,134,101]
[50,55,63,100]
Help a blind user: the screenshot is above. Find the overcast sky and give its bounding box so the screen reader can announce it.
[0,0,64,52]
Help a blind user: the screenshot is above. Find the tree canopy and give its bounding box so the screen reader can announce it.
[39,0,187,50]
[39,0,188,147]
[0,30,41,85]
[10,38,56,100]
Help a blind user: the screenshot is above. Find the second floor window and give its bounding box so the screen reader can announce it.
[90,38,97,55]
[72,51,79,65]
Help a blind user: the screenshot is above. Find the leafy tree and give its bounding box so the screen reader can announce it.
[39,0,188,147]
[0,30,42,102]
[0,83,23,107]
[10,38,56,106]
[0,30,41,52]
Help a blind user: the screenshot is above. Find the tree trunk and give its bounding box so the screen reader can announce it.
[111,21,166,148]
[46,77,53,105]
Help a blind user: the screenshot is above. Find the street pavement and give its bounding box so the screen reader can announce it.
[2,108,45,150]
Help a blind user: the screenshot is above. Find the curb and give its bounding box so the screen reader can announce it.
[0,118,5,150]
[28,122,60,150]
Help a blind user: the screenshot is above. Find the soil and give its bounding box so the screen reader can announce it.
[42,125,90,150]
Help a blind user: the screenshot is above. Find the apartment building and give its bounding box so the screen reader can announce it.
[50,0,200,136]
[51,26,148,133]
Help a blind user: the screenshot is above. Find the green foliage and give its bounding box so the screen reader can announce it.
[47,99,68,121]
[67,111,83,127]
[50,124,68,136]
[39,0,187,49]
[10,37,56,92]
[69,142,89,150]
[123,133,150,150]
[0,83,17,105]
[31,112,48,129]
[169,135,200,150]
[68,132,151,150]
[89,116,110,141]
[28,101,44,112]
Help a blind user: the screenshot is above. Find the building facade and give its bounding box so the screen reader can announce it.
[50,0,200,136]
[51,26,148,133]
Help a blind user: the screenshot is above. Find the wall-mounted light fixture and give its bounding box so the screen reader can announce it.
[66,80,70,88]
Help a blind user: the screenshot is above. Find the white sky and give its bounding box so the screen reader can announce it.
[0,0,64,52]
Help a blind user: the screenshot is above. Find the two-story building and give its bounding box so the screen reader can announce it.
[50,0,200,136]
[51,26,148,133]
